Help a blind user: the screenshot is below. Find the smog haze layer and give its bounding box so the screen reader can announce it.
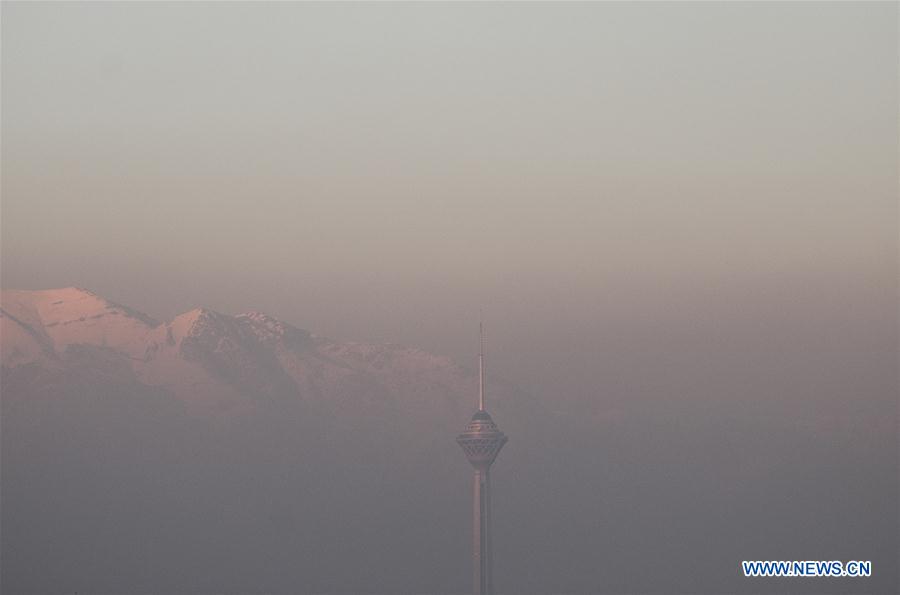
[2,2,897,594]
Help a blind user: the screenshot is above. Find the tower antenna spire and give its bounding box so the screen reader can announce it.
[479,317,485,411]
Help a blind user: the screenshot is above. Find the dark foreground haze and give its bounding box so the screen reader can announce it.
[2,2,898,594]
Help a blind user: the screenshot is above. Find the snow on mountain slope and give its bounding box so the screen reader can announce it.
[1,287,157,363]
[0,307,56,368]
[0,288,494,421]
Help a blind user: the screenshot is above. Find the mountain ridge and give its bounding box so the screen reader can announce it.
[1,287,511,422]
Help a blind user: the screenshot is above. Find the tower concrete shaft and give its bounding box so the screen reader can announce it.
[472,468,493,595]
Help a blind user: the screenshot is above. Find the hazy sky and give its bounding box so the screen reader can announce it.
[3,1,897,393]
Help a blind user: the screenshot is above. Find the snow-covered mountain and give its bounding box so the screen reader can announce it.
[1,287,512,424]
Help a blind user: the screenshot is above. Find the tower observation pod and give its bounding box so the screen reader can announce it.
[457,322,507,595]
